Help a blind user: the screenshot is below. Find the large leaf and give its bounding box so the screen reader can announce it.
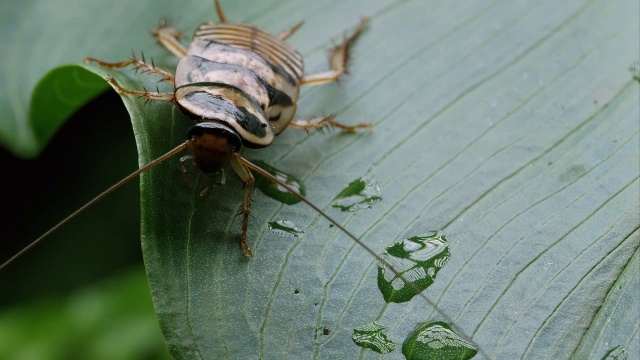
[2,0,638,359]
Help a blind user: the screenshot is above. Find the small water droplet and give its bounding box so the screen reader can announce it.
[402,321,477,360]
[352,322,395,354]
[604,345,627,360]
[268,220,304,237]
[331,178,382,212]
[377,232,450,303]
[252,160,305,205]
[629,60,640,82]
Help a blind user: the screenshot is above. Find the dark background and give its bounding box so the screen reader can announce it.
[0,91,142,305]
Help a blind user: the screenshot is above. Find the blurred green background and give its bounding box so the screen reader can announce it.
[0,92,171,359]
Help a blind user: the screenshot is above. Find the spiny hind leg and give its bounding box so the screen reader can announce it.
[153,21,187,58]
[300,17,369,86]
[289,115,372,132]
[85,54,175,84]
[230,157,255,257]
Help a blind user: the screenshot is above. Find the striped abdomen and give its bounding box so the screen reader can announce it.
[174,22,304,148]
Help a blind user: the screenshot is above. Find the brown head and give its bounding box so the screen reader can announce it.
[187,122,242,174]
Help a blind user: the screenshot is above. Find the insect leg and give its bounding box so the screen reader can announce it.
[180,155,195,187]
[200,169,227,197]
[104,75,174,102]
[214,0,228,23]
[230,157,255,257]
[276,21,304,40]
[300,17,368,86]
[289,115,372,132]
[85,56,175,84]
[153,23,187,58]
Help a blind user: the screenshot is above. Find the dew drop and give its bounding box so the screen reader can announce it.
[251,160,305,205]
[629,60,640,82]
[331,178,382,212]
[604,345,627,360]
[352,322,395,354]
[268,220,304,238]
[377,232,450,303]
[403,321,477,360]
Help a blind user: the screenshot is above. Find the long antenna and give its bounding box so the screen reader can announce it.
[237,154,483,356]
[0,140,192,271]
[234,155,460,327]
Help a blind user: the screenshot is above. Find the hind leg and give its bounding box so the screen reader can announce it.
[301,18,369,86]
[289,115,371,132]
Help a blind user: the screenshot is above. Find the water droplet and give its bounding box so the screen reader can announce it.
[268,220,304,237]
[377,232,450,303]
[251,160,305,205]
[402,321,477,360]
[604,345,627,360]
[331,178,382,212]
[352,322,395,354]
[629,60,640,82]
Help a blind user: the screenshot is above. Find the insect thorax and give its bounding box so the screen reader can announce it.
[174,22,304,149]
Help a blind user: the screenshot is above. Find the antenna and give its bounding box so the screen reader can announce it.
[237,154,483,357]
[0,140,192,271]
[235,154,460,328]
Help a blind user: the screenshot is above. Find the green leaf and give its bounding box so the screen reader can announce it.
[3,0,638,359]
